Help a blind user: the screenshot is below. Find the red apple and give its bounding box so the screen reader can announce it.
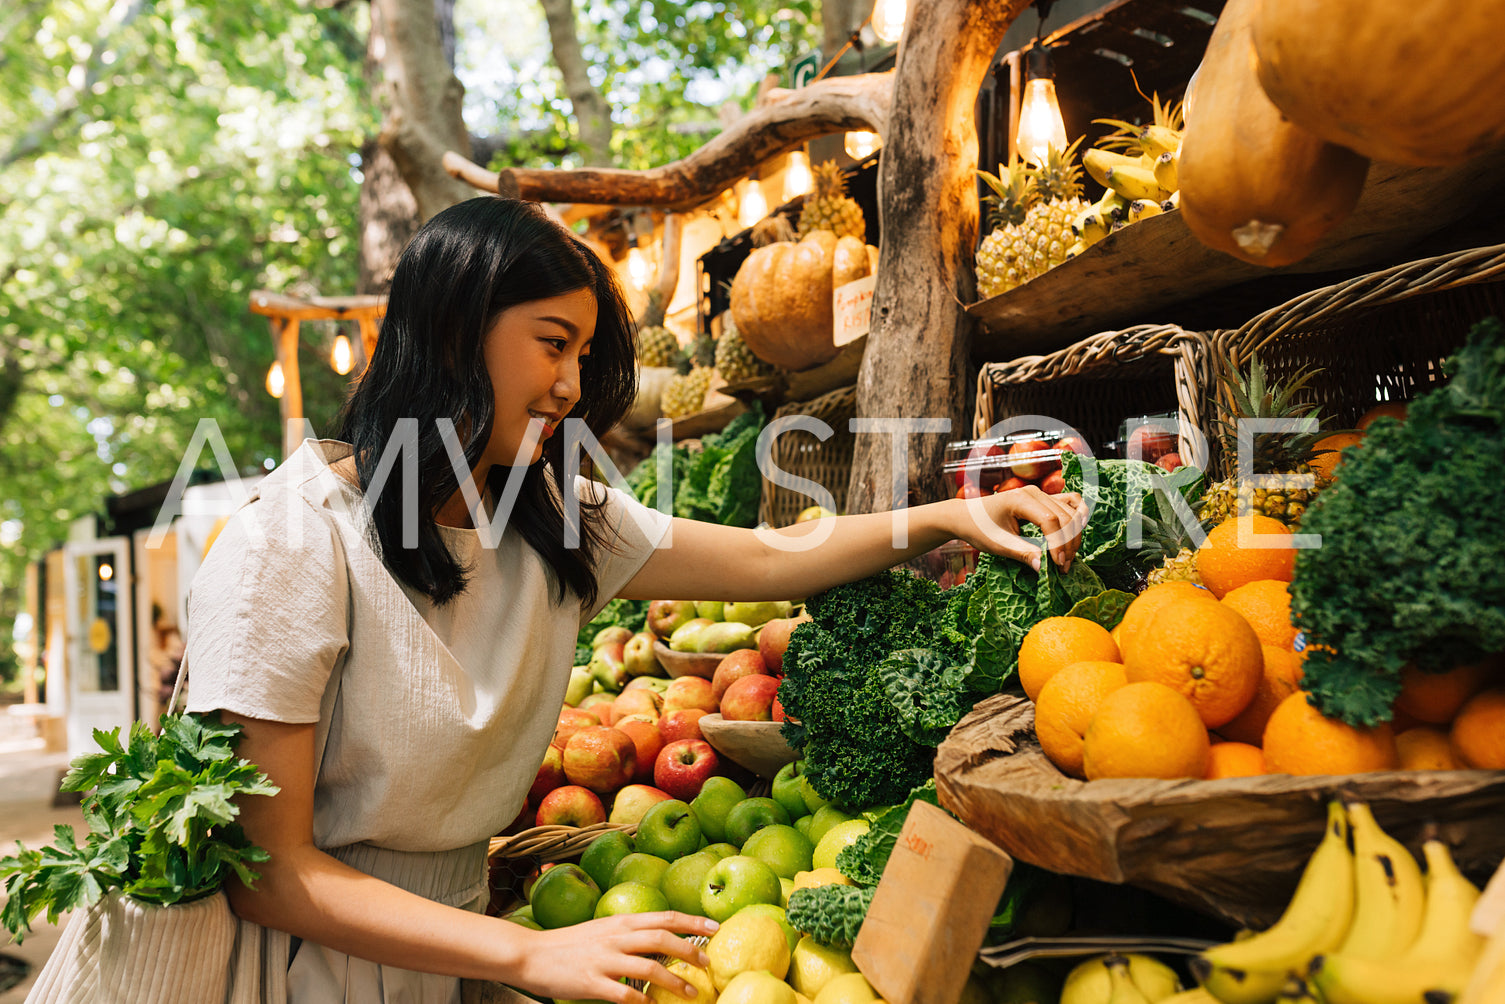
[654,739,721,801]
[1156,451,1184,472]
[660,709,708,744]
[1127,423,1177,462]
[1040,470,1066,495]
[1007,439,1058,480]
[953,441,1006,491]
[955,482,983,499]
[534,785,607,827]
[647,599,697,639]
[663,676,718,715]
[527,743,567,808]
[554,706,600,748]
[993,475,1029,493]
[562,726,637,794]
[612,687,663,723]
[614,717,665,784]
[1054,436,1091,456]
[712,649,770,705]
[580,692,616,725]
[756,616,807,677]
[772,695,786,722]
[607,783,673,825]
[720,674,782,722]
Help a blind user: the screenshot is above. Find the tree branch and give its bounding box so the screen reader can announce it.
[443,71,894,209]
[537,0,613,166]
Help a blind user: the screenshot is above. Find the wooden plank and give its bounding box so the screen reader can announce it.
[852,801,1014,1004]
[249,289,387,321]
[969,151,1505,360]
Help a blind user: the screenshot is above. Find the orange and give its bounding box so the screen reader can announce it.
[1018,616,1121,701]
[1034,661,1129,779]
[1118,581,1214,648]
[1310,432,1363,483]
[1218,645,1305,746]
[1262,691,1399,775]
[1220,580,1298,650]
[1450,688,1505,769]
[1205,742,1266,779]
[1395,727,1464,771]
[1124,597,1264,729]
[1082,681,1210,780]
[1195,515,1296,599]
[1358,402,1408,430]
[1394,659,1498,724]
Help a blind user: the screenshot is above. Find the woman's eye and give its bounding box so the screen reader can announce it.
[545,338,567,351]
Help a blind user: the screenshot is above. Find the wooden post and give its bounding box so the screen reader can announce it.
[846,0,1033,515]
[275,317,304,459]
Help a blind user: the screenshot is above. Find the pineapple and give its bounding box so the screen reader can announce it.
[974,156,1036,299]
[1135,487,1207,587]
[635,289,680,368]
[715,312,773,384]
[974,141,1088,298]
[661,330,718,419]
[1199,355,1331,527]
[798,161,865,241]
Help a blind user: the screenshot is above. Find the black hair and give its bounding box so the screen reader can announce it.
[336,197,637,608]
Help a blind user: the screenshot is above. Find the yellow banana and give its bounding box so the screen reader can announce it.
[1337,802,1425,959]
[1138,124,1182,158]
[1162,190,1181,211]
[1073,205,1108,242]
[1311,840,1485,1004]
[1201,802,1355,976]
[1065,239,1091,260]
[1460,918,1505,1004]
[1127,199,1164,224]
[1104,164,1171,203]
[1084,147,1145,188]
[1160,989,1222,1004]
[1106,956,1153,1004]
[1187,957,1289,1004]
[1153,150,1179,193]
[1272,978,1319,1004]
[1097,190,1131,222]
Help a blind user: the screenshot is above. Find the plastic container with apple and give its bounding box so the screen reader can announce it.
[942,428,1090,498]
[1110,412,1183,469]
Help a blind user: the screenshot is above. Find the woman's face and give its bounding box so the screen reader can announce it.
[480,288,598,469]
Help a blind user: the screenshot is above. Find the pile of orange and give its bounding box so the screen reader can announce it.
[1390,658,1505,770]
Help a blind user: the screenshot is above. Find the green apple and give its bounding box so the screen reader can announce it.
[724,797,790,848]
[635,799,704,861]
[700,854,782,923]
[740,824,814,879]
[771,761,810,820]
[529,863,601,929]
[610,852,671,890]
[793,815,814,840]
[579,830,635,892]
[722,600,794,627]
[798,773,832,815]
[564,667,593,707]
[695,600,725,621]
[660,850,718,915]
[806,805,857,847]
[737,903,799,956]
[593,881,670,918]
[689,776,747,843]
[704,842,738,860]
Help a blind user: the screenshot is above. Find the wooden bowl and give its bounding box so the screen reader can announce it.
[699,713,799,779]
[652,639,724,679]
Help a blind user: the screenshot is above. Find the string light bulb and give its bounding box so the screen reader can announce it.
[330,333,353,375]
[870,0,907,44]
[783,150,812,201]
[738,178,768,228]
[626,244,652,291]
[844,130,882,160]
[98,562,113,582]
[265,360,285,399]
[1015,46,1068,166]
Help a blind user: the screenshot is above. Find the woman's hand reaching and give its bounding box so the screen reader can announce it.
[949,485,1088,574]
[509,912,720,1004]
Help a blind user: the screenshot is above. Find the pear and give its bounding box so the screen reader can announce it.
[689,621,757,654]
[564,667,593,706]
[669,617,715,651]
[696,600,726,621]
[723,601,795,627]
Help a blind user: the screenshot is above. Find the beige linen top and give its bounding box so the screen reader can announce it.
[183,439,671,853]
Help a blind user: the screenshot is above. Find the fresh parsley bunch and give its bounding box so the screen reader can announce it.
[0,712,278,941]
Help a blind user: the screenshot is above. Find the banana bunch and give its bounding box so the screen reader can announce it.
[1191,801,1488,1004]
[1061,954,1183,1004]
[1067,95,1184,259]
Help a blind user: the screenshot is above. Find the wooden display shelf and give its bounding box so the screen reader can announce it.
[969,151,1505,360]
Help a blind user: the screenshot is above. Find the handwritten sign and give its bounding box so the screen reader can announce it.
[833,274,876,346]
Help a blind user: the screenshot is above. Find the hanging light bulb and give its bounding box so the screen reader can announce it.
[330,333,354,375]
[870,0,907,44]
[1015,46,1068,166]
[265,360,285,399]
[738,177,768,228]
[626,244,652,291]
[783,150,812,202]
[844,130,882,160]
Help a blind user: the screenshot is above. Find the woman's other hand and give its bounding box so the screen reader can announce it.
[951,485,1087,573]
[510,911,720,1004]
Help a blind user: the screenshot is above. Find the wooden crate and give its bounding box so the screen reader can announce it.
[973,323,1215,469]
[758,384,858,527]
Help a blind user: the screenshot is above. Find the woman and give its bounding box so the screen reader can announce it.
[183,197,1084,1004]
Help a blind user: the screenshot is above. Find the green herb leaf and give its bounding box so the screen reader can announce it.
[1066,589,1137,630]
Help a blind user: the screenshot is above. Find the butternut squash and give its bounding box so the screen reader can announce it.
[728,230,874,371]
[1254,0,1505,167]
[1177,0,1370,268]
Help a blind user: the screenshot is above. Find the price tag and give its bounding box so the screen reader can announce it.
[833,274,877,347]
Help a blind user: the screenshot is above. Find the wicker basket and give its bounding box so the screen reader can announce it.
[974,324,1215,470]
[1211,243,1505,477]
[758,384,859,526]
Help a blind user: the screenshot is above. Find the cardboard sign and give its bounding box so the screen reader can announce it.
[833,274,877,347]
[852,801,1014,1004]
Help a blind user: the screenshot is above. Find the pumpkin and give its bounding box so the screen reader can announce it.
[1253,0,1505,167]
[1177,0,1370,268]
[728,230,875,371]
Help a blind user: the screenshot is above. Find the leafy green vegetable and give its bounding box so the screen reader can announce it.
[834,781,941,887]
[1293,319,1505,725]
[575,598,651,664]
[1064,452,1205,589]
[1066,589,1136,630]
[623,404,766,527]
[784,884,874,948]
[0,713,277,940]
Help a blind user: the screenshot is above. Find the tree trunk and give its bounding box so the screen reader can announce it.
[372,0,477,221]
[537,0,614,166]
[357,137,420,294]
[845,0,1031,514]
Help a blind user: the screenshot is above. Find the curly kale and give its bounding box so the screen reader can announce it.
[784,884,874,948]
[1293,319,1505,725]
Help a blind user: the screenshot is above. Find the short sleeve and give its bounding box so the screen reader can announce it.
[182,490,350,724]
[577,476,672,625]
